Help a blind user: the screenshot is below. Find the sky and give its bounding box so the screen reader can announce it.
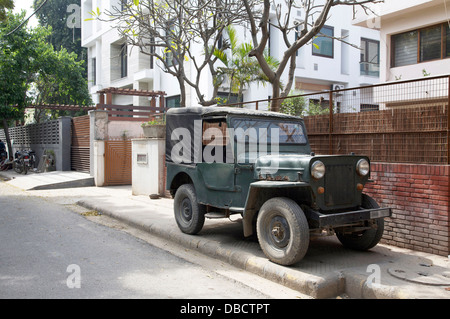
[13,0,39,28]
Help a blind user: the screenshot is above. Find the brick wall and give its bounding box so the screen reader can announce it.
[364,163,450,256]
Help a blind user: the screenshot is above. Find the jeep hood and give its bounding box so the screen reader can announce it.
[253,154,313,182]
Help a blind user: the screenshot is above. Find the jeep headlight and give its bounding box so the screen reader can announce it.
[356,159,370,176]
[311,161,325,179]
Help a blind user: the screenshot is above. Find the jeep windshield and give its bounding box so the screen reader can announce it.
[230,117,307,145]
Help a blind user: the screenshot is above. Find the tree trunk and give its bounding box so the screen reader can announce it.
[178,77,186,107]
[2,119,13,161]
[271,80,282,112]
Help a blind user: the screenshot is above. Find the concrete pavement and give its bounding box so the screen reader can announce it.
[1,170,449,299]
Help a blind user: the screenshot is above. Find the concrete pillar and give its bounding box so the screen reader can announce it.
[89,110,108,184]
[93,140,105,187]
[131,138,165,196]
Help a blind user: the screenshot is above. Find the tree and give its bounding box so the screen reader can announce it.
[0,12,92,159]
[242,0,381,111]
[98,0,253,107]
[31,47,93,122]
[0,0,13,22]
[213,26,279,104]
[0,12,41,159]
[33,0,87,76]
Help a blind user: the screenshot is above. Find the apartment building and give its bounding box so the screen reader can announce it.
[353,0,450,82]
[352,0,449,109]
[81,0,380,111]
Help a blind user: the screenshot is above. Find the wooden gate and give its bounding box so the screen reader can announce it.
[71,115,90,172]
[104,140,132,186]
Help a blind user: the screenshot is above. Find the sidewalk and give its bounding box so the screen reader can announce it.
[1,170,449,299]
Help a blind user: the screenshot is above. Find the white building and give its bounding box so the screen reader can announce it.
[81,0,380,111]
[353,0,450,83]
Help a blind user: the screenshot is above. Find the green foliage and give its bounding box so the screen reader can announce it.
[213,26,279,103]
[280,91,329,117]
[0,11,40,121]
[280,91,307,116]
[142,117,165,126]
[33,0,87,76]
[0,0,14,21]
[0,11,92,123]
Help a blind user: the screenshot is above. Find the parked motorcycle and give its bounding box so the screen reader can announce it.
[13,150,36,175]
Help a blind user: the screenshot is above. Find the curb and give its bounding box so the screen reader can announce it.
[77,199,410,299]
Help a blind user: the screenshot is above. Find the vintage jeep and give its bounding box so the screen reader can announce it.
[165,106,391,266]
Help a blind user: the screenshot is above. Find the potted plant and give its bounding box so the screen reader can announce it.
[141,117,166,138]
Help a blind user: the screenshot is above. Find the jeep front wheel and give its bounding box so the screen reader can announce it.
[174,184,205,234]
[256,198,310,266]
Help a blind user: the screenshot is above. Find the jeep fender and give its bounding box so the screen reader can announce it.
[242,181,310,237]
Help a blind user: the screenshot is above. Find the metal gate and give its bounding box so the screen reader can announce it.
[104,140,132,186]
[71,115,90,173]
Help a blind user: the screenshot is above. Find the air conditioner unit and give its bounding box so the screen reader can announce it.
[331,84,345,91]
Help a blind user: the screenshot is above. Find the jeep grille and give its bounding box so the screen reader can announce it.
[324,164,355,207]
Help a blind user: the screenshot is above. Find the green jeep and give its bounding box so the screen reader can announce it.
[165,106,391,266]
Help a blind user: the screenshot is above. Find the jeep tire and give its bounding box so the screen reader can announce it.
[256,197,310,266]
[174,184,205,235]
[336,194,384,251]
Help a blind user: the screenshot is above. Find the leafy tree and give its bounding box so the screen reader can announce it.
[31,47,93,122]
[0,12,42,159]
[0,0,13,22]
[0,12,92,159]
[280,91,329,117]
[33,0,87,76]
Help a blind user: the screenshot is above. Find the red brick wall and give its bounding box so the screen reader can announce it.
[365,163,450,256]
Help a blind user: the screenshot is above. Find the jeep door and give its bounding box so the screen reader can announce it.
[196,118,237,208]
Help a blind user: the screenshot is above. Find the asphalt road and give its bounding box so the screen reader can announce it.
[0,181,301,299]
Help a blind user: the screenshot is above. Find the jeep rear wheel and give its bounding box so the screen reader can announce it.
[336,194,385,251]
[174,184,205,234]
[256,198,309,266]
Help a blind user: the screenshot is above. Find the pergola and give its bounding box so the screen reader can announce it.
[96,87,166,108]
[95,87,167,121]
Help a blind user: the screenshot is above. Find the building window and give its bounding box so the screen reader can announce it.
[166,95,181,108]
[360,104,379,112]
[165,20,179,68]
[360,38,380,76]
[420,25,442,62]
[447,25,450,58]
[392,23,450,67]
[121,0,129,11]
[217,31,224,50]
[120,44,127,78]
[392,31,418,67]
[149,37,155,69]
[312,26,334,58]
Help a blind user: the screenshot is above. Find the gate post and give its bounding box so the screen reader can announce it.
[58,117,72,171]
[89,110,108,185]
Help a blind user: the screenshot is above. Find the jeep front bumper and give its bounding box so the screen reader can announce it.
[304,207,392,228]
